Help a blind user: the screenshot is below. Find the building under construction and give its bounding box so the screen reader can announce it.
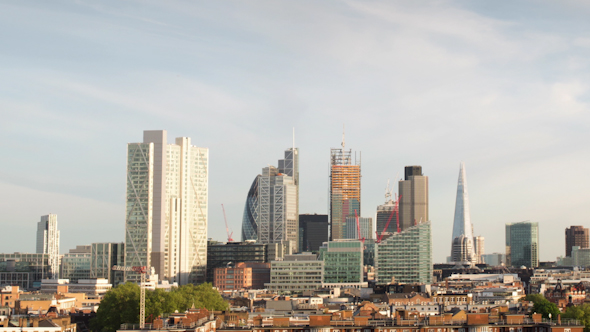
[329,145,361,240]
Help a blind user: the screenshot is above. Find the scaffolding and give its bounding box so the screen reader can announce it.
[330,148,361,240]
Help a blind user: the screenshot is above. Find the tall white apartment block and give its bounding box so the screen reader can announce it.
[36,214,60,279]
[125,130,208,285]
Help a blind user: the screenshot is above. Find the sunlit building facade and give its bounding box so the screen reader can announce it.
[506,221,539,268]
[36,214,60,279]
[330,143,361,240]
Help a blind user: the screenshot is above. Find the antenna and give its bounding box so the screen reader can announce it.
[292,127,295,152]
[342,124,345,149]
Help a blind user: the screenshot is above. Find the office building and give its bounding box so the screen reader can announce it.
[125,130,209,285]
[375,221,432,285]
[449,163,476,265]
[0,253,53,289]
[60,246,91,283]
[506,221,539,268]
[376,191,398,236]
[265,253,324,293]
[241,148,299,251]
[319,240,366,288]
[330,138,361,240]
[298,214,329,252]
[344,216,373,240]
[566,226,589,257]
[481,253,505,266]
[90,242,125,286]
[571,246,590,267]
[206,241,269,283]
[398,166,428,232]
[36,214,60,279]
[213,262,271,291]
[473,236,484,264]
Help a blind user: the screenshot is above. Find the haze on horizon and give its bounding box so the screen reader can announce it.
[1,0,589,264]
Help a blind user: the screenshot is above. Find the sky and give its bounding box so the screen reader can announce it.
[1,0,589,264]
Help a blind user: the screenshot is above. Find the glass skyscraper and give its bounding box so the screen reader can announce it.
[505,221,539,268]
[376,221,432,284]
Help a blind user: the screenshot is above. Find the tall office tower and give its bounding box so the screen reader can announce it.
[565,226,589,257]
[473,236,485,264]
[449,162,476,265]
[398,166,428,232]
[36,214,60,279]
[299,214,329,252]
[241,148,299,250]
[330,138,361,240]
[90,242,125,286]
[344,216,373,240]
[376,190,397,236]
[125,130,208,285]
[506,221,539,268]
[375,221,432,284]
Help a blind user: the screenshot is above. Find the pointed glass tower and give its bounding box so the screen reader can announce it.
[450,162,476,264]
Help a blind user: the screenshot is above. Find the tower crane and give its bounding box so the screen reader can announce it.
[112,265,147,328]
[376,195,401,243]
[221,204,234,242]
[354,209,365,243]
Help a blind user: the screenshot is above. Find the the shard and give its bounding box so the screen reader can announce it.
[450,162,476,265]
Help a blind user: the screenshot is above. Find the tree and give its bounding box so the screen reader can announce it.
[91,282,140,332]
[564,304,590,332]
[525,294,560,319]
[91,282,228,332]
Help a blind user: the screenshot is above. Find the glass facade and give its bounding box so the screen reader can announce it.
[90,242,125,286]
[506,221,539,268]
[60,253,91,282]
[206,241,268,283]
[241,176,259,241]
[376,221,432,284]
[319,240,363,285]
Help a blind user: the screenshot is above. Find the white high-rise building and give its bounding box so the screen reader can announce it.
[36,214,60,279]
[125,130,208,285]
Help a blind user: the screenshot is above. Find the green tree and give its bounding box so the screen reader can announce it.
[525,294,560,319]
[91,282,140,332]
[564,303,590,332]
[91,282,228,332]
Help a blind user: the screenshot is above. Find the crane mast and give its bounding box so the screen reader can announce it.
[112,265,147,328]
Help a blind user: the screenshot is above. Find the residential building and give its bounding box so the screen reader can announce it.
[298,214,329,253]
[344,216,373,240]
[125,130,209,285]
[319,240,366,288]
[565,226,589,257]
[36,214,60,279]
[241,148,299,251]
[90,242,124,286]
[398,166,428,232]
[506,221,539,268]
[214,262,253,291]
[449,162,476,265]
[265,253,323,293]
[330,137,361,241]
[60,246,91,283]
[376,221,432,285]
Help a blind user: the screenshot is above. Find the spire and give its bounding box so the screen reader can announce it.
[450,162,476,264]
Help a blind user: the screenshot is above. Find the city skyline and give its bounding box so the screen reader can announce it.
[1,1,590,264]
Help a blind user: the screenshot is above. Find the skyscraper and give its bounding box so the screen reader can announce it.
[473,236,485,264]
[330,138,361,240]
[565,226,589,257]
[36,214,60,279]
[450,162,476,265]
[505,221,539,268]
[241,148,299,251]
[344,216,373,240]
[398,166,428,231]
[298,214,329,252]
[125,130,208,285]
[376,190,398,236]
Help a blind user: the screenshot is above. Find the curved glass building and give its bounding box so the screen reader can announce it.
[241,176,259,241]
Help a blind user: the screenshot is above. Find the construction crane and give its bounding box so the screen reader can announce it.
[354,209,365,243]
[376,195,401,243]
[112,265,147,328]
[221,204,234,242]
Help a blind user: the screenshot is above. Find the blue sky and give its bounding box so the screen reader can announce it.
[1,0,589,263]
